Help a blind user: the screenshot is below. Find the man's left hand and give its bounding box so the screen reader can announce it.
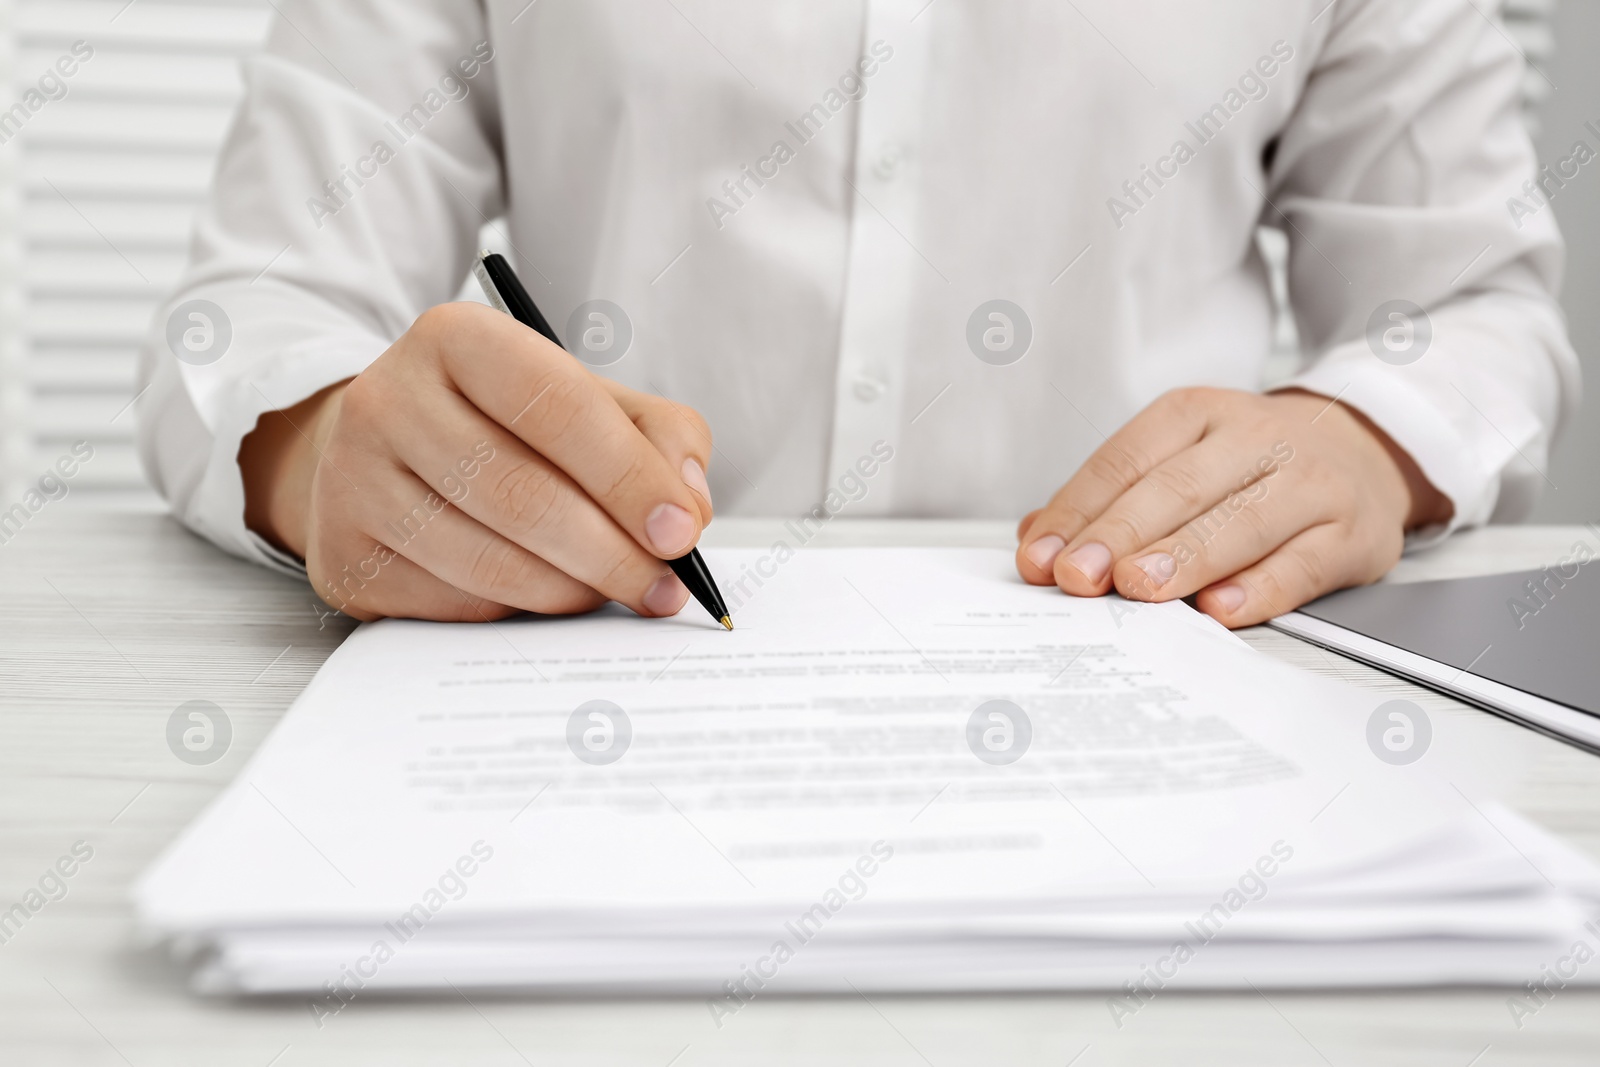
[1014,387,1453,627]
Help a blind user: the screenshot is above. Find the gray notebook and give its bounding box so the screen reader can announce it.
[1269,563,1600,753]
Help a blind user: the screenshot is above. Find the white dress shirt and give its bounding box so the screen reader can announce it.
[137,0,1579,577]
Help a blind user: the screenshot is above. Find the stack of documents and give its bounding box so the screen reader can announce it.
[136,549,1600,998]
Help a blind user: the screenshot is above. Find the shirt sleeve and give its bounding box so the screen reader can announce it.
[1270,0,1580,547]
[135,0,503,575]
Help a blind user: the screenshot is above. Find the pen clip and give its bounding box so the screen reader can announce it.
[473,249,565,350]
[473,251,513,318]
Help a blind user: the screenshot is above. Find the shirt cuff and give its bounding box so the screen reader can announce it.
[185,334,387,579]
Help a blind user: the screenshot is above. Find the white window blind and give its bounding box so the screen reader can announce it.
[7,0,272,503]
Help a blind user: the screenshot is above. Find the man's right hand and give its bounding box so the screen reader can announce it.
[239,302,715,622]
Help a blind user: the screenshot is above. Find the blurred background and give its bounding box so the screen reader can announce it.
[0,0,1592,520]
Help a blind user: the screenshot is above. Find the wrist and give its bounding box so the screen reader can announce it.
[239,380,348,559]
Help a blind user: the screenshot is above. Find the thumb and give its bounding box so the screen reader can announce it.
[609,382,715,526]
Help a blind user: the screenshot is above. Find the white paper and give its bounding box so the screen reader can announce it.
[134,549,1600,995]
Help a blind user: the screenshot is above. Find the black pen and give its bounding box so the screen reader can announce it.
[473,251,733,631]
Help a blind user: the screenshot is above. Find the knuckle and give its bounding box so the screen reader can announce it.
[637,396,712,451]
[413,301,473,342]
[1093,511,1147,551]
[1084,448,1143,490]
[489,460,566,533]
[591,544,645,595]
[1246,566,1291,614]
[533,374,592,433]
[1161,385,1209,412]
[1145,463,1208,510]
[1160,385,1236,423]
[410,304,449,339]
[1037,502,1093,537]
[1232,494,1275,539]
[465,538,535,597]
[676,402,712,442]
[634,390,673,415]
[338,371,387,428]
[1284,540,1333,595]
[598,450,651,504]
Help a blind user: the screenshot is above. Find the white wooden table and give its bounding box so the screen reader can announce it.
[3,508,1598,1066]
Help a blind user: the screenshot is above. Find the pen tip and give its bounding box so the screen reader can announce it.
[720,616,733,631]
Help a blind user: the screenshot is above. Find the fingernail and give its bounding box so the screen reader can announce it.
[1133,552,1178,589]
[681,457,712,509]
[1064,542,1112,585]
[646,502,696,557]
[1024,534,1065,571]
[1211,583,1247,614]
[642,573,688,616]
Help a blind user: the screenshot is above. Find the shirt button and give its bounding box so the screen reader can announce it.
[873,144,904,180]
[853,375,887,402]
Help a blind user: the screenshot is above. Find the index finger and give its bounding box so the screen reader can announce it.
[1016,388,1214,584]
[420,303,707,561]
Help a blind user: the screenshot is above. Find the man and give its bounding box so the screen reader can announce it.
[138,0,1578,627]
